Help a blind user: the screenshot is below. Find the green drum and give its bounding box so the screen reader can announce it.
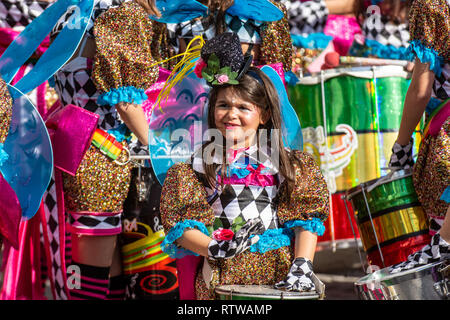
[288,66,420,250]
[289,66,416,192]
[346,169,430,268]
[215,285,320,300]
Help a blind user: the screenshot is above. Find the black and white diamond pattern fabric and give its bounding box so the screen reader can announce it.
[209,184,279,230]
[53,57,121,131]
[69,212,122,235]
[389,233,450,273]
[433,64,450,101]
[42,173,69,300]
[281,0,329,35]
[167,11,263,51]
[363,15,410,48]
[207,217,265,259]
[275,257,315,291]
[192,145,281,232]
[50,0,127,39]
[224,14,263,44]
[167,15,216,44]
[429,217,444,235]
[388,139,414,169]
[0,0,52,30]
[128,137,149,156]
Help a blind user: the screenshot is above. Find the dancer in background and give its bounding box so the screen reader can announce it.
[168,0,293,73]
[48,0,168,300]
[159,32,329,299]
[388,0,449,272]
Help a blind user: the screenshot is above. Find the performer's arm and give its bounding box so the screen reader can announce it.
[177,229,212,257]
[134,0,160,16]
[115,102,149,145]
[396,58,435,145]
[293,227,318,262]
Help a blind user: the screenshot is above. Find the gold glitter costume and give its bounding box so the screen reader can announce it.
[59,2,173,231]
[260,0,293,72]
[408,0,450,62]
[408,0,450,219]
[160,150,329,299]
[0,77,12,145]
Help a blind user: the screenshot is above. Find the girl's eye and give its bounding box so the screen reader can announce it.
[216,104,229,109]
[239,106,250,111]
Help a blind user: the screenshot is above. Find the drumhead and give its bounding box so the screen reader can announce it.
[215,285,319,300]
[297,65,411,85]
[355,260,445,286]
[346,168,413,200]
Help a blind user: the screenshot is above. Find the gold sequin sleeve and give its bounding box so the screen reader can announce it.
[259,1,293,72]
[160,162,215,232]
[409,0,450,62]
[0,77,12,144]
[277,150,330,225]
[92,1,160,98]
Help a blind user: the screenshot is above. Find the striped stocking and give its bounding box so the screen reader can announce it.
[68,262,110,300]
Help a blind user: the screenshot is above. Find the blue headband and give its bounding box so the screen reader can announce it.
[247,70,263,84]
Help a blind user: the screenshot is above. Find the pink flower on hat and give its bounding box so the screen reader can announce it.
[215,74,229,84]
[194,58,207,78]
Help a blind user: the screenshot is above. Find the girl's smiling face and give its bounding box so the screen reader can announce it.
[214,86,266,149]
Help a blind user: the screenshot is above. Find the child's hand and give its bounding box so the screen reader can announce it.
[388,138,414,170]
[207,217,265,259]
[275,257,324,295]
[134,0,161,17]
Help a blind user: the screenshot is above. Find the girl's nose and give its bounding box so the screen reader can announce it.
[225,106,238,119]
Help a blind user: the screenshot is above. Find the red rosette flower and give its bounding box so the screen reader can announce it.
[193,58,207,79]
[212,227,235,241]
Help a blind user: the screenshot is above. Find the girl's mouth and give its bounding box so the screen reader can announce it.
[224,123,240,129]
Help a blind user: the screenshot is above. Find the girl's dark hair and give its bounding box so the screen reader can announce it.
[199,0,235,35]
[201,66,299,194]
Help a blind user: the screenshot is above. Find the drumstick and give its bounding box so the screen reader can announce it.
[324,52,410,68]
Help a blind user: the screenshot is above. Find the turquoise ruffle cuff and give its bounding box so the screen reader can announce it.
[440,186,450,203]
[363,39,410,61]
[407,40,444,76]
[97,86,147,106]
[249,218,326,254]
[291,32,333,50]
[284,218,326,236]
[107,123,132,143]
[249,227,294,254]
[161,219,210,259]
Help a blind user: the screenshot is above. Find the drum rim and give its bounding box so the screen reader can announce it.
[354,260,445,286]
[214,285,320,299]
[346,169,413,200]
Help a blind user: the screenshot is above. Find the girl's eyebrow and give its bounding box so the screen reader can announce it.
[216,97,255,108]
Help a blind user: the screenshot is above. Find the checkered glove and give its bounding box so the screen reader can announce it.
[388,138,414,169]
[207,217,265,260]
[275,258,318,292]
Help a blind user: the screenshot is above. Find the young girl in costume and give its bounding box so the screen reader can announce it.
[159,32,330,299]
[49,0,173,300]
[388,0,449,272]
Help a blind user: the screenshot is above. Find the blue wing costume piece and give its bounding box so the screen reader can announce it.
[226,0,283,22]
[0,0,94,219]
[261,65,303,151]
[149,0,208,23]
[0,85,53,219]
